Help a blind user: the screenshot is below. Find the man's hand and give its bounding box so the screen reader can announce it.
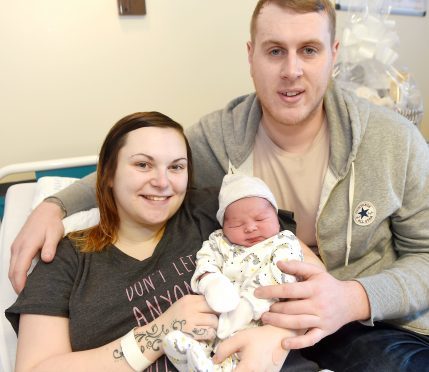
[9,201,64,293]
[213,325,291,372]
[254,260,370,350]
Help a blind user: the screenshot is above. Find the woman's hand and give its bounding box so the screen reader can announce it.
[158,294,218,340]
[213,325,293,372]
[9,201,65,293]
[164,294,218,340]
[130,294,217,362]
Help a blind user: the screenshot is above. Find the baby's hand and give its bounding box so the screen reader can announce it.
[197,272,239,312]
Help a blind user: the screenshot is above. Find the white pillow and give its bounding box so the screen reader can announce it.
[32,176,100,234]
[63,209,100,235]
[31,176,80,209]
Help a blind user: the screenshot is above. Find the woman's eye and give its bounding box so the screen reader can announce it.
[170,164,186,171]
[137,162,149,169]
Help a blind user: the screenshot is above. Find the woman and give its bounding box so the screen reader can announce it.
[6,112,291,372]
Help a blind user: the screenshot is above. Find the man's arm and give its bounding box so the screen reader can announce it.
[9,173,97,293]
[54,172,97,215]
[355,132,429,324]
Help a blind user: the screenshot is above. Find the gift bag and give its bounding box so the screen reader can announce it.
[334,0,424,126]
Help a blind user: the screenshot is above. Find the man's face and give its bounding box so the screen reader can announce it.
[247,4,339,131]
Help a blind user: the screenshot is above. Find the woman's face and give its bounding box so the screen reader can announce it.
[111,127,188,231]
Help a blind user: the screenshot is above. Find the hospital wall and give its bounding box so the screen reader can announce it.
[0,0,428,173]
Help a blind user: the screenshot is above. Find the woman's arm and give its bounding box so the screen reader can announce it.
[16,295,218,372]
[16,314,135,372]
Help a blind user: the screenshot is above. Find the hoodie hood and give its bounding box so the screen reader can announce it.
[324,80,370,179]
[207,81,371,178]
[219,93,262,169]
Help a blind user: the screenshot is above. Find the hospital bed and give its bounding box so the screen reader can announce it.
[0,156,97,372]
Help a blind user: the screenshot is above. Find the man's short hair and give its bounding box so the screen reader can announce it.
[250,0,337,44]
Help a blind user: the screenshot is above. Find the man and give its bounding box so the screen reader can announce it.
[9,1,429,370]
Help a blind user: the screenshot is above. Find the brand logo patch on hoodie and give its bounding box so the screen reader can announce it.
[353,201,376,226]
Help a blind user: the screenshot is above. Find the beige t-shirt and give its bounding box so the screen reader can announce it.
[254,121,329,249]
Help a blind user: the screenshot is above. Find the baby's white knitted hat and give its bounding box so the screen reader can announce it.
[216,174,278,225]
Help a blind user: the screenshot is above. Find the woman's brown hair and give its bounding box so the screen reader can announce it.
[69,111,193,252]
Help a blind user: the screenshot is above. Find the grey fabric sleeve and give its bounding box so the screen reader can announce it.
[54,172,97,216]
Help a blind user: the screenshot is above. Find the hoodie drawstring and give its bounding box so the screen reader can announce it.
[345,162,355,266]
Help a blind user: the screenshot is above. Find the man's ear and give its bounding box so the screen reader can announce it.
[247,41,254,65]
[331,39,340,64]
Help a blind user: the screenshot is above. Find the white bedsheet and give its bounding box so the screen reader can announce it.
[0,183,36,372]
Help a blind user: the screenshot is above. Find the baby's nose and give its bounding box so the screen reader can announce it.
[244,224,257,233]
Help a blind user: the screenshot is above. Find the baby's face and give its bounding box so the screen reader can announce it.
[223,197,280,247]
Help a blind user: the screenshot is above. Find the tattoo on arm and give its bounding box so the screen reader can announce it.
[134,323,169,353]
[133,319,189,352]
[112,319,210,360]
[113,347,124,360]
[191,327,209,337]
[170,319,186,332]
